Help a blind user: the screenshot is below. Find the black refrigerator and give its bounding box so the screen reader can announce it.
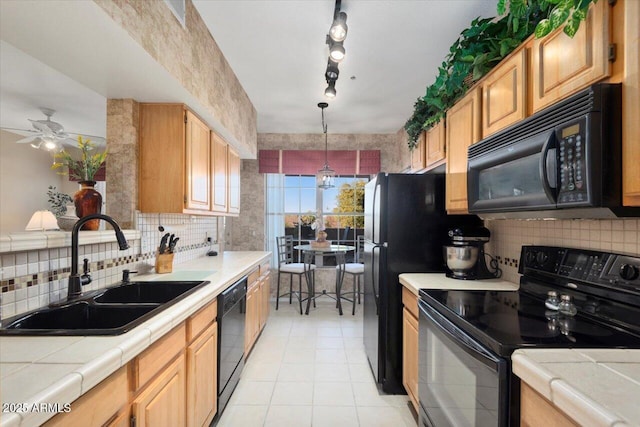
[363,173,481,393]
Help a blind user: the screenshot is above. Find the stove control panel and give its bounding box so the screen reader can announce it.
[520,246,640,293]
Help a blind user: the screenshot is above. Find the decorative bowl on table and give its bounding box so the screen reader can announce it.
[311,240,331,248]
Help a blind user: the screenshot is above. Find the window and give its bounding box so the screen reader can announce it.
[266,174,369,266]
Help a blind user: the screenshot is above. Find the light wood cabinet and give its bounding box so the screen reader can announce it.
[259,267,271,330]
[623,0,640,206]
[245,267,261,354]
[43,366,128,427]
[446,87,481,214]
[410,131,426,171]
[227,146,241,215]
[185,110,211,211]
[531,1,609,113]
[132,354,186,427]
[140,104,211,214]
[134,324,186,391]
[520,382,579,427]
[401,286,419,413]
[211,132,228,213]
[425,121,446,170]
[482,46,527,137]
[187,322,218,427]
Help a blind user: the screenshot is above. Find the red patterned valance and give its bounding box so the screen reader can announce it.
[259,150,380,175]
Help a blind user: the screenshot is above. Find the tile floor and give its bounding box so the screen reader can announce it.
[217,297,418,427]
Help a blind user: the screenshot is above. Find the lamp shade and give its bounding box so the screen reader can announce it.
[25,210,60,231]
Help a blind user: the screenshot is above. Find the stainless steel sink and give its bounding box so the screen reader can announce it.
[0,280,209,336]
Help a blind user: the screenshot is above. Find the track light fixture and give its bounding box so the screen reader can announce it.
[323,0,348,99]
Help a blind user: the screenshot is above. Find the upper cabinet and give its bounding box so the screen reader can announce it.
[139,104,241,216]
[531,0,609,113]
[446,87,481,214]
[481,46,527,137]
[623,0,640,206]
[410,131,426,171]
[425,121,446,169]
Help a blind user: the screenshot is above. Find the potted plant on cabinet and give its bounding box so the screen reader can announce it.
[52,136,107,230]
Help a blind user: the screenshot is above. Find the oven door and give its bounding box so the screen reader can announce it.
[418,299,509,427]
[468,130,557,213]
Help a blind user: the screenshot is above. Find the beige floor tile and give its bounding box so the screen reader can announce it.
[357,406,416,427]
[283,346,316,364]
[342,326,364,338]
[316,348,348,364]
[346,348,368,364]
[312,405,359,427]
[241,361,281,381]
[228,380,275,406]
[217,404,268,427]
[277,363,315,382]
[317,326,343,337]
[349,363,376,383]
[271,381,314,405]
[316,336,345,349]
[315,363,351,382]
[313,381,356,406]
[287,335,316,348]
[352,382,392,406]
[264,405,312,427]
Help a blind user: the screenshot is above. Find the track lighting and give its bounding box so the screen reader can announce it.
[324,82,337,98]
[325,61,339,82]
[329,11,348,42]
[328,40,345,62]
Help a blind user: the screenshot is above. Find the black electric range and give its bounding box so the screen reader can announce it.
[417,246,640,427]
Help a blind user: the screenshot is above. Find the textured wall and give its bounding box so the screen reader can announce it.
[106,99,139,229]
[94,0,257,157]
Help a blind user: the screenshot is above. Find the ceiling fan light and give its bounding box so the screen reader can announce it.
[329,42,345,62]
[329,11,348,42]
[324,83,337,98]
[325,61,339,82]
[30,139,43,149]
[43,139,59,151]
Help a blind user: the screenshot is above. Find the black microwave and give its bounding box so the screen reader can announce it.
[467,83,639,219]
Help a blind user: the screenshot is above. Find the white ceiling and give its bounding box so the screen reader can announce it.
[0,0,498,144]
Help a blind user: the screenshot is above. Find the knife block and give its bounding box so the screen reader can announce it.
[155,253,174,274]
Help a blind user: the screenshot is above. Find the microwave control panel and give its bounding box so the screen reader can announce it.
[557,119,589,205]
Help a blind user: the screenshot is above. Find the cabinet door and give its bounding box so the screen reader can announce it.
[425,121,446,169]
[446,87,481,214]
[244,284,258,354]
[211,132,228,213]
[185,111,211,211]
[521,382,578,427]
[482,47,527,137]
[410,131,426,171]
[259,273,270,330]
[623,0,640,206]
[187,322,218,427]
[402,308,419,413]
[531,1,609,113]
[132,355,186,427]
[227,147,241,214]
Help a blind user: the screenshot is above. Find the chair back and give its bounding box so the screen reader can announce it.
[276,235,295,267]
[303,250,316,285]
[355,235,365,263]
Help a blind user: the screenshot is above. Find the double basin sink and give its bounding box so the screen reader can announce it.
[0,281,209,336]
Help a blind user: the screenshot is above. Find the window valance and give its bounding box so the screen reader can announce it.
[258,150,380,175]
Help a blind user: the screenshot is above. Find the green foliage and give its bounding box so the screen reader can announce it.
[514,0,597,39]
[52,136,107,182]
[404,2,546,150]
[46,186,73,218]
[333,181,365,228]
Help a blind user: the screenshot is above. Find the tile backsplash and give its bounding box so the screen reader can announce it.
[0,213,221,321]
[485,218,640,283]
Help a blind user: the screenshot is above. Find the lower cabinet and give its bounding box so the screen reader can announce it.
[259,268,271,330]
[520,382,579,427]
[401,286,419,413]
[132,355,186,427]
[246,263,271,355]
[187,322,218,427]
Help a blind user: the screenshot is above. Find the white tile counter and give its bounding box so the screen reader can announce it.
[399,272,519,295]
[0,251,270,427]
[513,349,640,427]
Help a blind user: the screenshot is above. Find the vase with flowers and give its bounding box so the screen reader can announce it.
[311,217,329,248]
[52,136,107,230]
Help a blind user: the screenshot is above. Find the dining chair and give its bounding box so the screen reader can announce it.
[276,235,315,314]
[302,250,317,315]
[335,250,362,315]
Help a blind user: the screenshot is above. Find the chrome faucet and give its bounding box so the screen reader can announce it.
[67,214,129,299]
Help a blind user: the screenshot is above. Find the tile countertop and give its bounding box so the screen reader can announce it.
[513,349,640,427]
[0,251,270,427]
[398,272,519,295]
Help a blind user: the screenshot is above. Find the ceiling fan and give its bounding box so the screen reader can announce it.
[2,107,105,152]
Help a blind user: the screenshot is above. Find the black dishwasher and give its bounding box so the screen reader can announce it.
[216,276,247,421]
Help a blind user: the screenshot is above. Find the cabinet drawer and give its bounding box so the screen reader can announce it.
[44,366,128,427]
[187,299,217,342]
[402,286,418,319]
[260,261,271,277]
[248,267,260,289]
[135,323,186,390]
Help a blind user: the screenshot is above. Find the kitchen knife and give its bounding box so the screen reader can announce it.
[168,237,179,253]
[159,233,170,254]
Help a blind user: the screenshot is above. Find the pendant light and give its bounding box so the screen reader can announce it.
[317,102,335,189]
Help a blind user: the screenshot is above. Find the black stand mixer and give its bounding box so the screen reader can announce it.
[444,226,501,280]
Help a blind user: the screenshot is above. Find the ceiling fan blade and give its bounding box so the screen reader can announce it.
[15,135,39,144]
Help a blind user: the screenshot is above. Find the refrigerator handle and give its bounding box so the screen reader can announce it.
[372,181,380,244]
[372,243,384,315]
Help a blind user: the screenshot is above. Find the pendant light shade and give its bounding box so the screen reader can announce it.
[317,102,335,189]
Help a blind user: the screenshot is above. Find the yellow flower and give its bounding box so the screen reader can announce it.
[52,136,107,182]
